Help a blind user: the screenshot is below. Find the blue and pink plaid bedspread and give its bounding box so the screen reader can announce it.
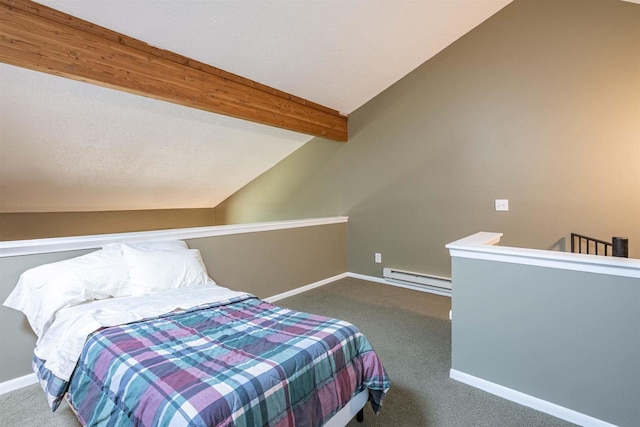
[43,295,388,426]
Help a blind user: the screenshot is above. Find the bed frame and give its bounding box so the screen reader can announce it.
[66,389,368,426]
[324,389,367,426]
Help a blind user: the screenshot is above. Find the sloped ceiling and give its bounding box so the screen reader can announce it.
[0,0,511,213]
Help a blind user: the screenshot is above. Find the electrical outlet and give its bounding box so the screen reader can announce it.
[374,252,382,264]
[495,199,509,211]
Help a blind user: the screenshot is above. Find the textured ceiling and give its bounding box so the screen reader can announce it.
[0,0,511,213]
[0,64,309,212]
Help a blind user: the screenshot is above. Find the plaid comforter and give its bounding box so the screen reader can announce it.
[60,295,388,426]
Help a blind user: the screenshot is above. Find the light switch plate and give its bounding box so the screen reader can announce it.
[495,199,509,211]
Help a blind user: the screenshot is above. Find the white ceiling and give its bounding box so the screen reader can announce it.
[0,0,511,213]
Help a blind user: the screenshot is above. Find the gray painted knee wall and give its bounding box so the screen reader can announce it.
[0,223,347,383]
[451,257,640,427]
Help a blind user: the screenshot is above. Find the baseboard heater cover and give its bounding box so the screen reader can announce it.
[383,268,452,291]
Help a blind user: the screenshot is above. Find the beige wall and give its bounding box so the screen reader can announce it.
[214,139,342,225]
[215,0,640,277]
[0,208,215,241]
[188,223,347,299]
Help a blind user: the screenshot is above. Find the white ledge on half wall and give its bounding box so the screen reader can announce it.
[446,231,640,278]
[0,216,349,258]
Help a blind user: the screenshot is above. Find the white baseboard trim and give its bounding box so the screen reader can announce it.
[0,373,38,396]
[263,273,348,303]
[347,272,451,297]
[450,369,616,427]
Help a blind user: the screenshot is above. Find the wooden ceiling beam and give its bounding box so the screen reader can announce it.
[0,0,348,141]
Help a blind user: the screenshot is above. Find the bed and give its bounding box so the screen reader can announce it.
[3,240,389,426]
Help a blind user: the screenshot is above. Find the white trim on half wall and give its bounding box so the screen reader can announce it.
[446,232,639,279]
[0,217,349,257]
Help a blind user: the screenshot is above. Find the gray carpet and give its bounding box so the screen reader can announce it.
[0,278,575,426]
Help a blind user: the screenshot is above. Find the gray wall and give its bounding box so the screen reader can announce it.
[214,0,640,278]
[450,257,640,427]
[0,208,215,241]
[0,222,346,382]
[0,249,93,382]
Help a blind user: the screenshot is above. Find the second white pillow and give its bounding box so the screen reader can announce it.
[122,245,213,296]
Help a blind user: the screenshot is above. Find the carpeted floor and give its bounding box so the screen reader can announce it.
[0,278,575,426]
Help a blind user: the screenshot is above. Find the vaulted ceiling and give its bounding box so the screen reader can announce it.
[0,0,511,213]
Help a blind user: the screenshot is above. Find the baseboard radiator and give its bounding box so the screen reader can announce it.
[383,268,452,294]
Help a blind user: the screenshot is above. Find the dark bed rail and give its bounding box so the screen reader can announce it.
[570,233,629,258]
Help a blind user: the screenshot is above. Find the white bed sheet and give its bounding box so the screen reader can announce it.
[34,283,250,381]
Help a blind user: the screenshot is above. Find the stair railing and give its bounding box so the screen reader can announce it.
[570,233,629,258]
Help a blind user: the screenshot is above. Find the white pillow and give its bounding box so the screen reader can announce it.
[3,257,92,337]
[122,245,213,296]
[3,240,195,337]
[93,240,190,298]
[81,245,131,299]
